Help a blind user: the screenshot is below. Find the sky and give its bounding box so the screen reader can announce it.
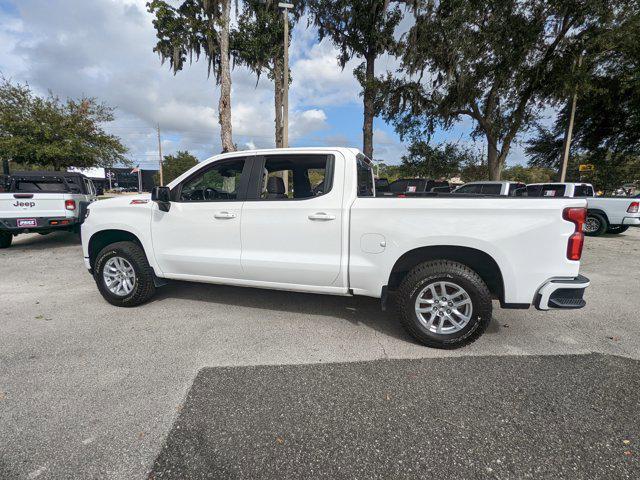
[0,0,534,169]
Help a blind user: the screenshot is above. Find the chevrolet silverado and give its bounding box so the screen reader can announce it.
[81,148,590,348]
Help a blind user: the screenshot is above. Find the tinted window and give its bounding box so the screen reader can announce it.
[259,155,331,200]
[179,158,246,201]
[509,183,526,196]
[526,185,543,196]
[357,157,374,197]
[574,185,594,197]
[541,185,566,197]
[455,184,481,194]
[388,179,408,193]
[481,184,502,195]
[12,178,69,193]
[526,184,566,197]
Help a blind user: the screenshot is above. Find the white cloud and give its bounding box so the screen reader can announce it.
[0,0,337,167]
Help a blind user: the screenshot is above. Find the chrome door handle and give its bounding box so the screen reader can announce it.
[214,211,236,219]
[308,212,336,221]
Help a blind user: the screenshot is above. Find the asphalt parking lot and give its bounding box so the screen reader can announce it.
[1,229,639,479]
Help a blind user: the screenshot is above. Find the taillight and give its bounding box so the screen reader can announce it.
[563,207,586,261]
[628,201,639,213]
[65,199,76,211]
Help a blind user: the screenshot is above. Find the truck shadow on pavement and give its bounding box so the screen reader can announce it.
[151,281,501,345]
[9,231,81,251]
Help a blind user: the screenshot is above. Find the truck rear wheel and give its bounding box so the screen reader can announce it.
[93,241,156,307]
[396,260,492,349]
[0,232,12,249]
[584,212,608,236]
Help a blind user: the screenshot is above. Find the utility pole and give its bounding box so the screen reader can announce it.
[279,2,293,148]
[157,123,164,186]
[560,55,583,182]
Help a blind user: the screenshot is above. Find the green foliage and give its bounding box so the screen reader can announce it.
[501,165,555,184]
[381,0,637,179]
[161,150,199,184]
[308,0,403,158]
[375,162,404,182]
[147,0,224,79]
[232,1,303,79]
[526,12,640,190]
[0,78,128,171]
[399,141,475,179]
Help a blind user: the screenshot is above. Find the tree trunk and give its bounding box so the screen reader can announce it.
[362,52,375,160]
[273,58,284,148]
[487,137,501,180]
[218,0,234,153]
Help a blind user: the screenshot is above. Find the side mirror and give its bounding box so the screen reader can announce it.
[152,186,171,212]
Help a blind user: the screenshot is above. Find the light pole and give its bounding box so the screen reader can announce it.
[279,2,293,148]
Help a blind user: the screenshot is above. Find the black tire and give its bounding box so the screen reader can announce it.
[584,212,608,236]
[606,225,629,234]
[396,260,492,349]
[93,241,156,307]
[0,232,12,249]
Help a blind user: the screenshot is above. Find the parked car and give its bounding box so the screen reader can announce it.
[526,182,640,236]
[453,181,526,196]
[0,171,97,248]
[81,148,590,349]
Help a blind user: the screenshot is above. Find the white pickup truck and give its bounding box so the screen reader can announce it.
[526,183,640,236]
[81,148,590,348]
[0,171,97,248]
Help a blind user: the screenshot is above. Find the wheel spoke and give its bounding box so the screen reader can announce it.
[103,256,137,297]
[415,280,474,334]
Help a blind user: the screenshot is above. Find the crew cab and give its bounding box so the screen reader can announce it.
[81,148,590,348]
[0,171,97,248]
[453,181,526,196]
[526,182,640,236]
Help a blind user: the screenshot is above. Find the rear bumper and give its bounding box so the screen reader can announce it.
[0,216,78,233]
[622,216,640,226]
[535,275,590,310]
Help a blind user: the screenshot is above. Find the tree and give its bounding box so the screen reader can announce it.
[501,164,555,184]
[381,0,635,180]
[232,1,304,147]
[308,0,403,159]
[527,10,640,190]
[0,78,127,171]
[159,150,199,184]
[399,141,473,179]
[148,0,235,152]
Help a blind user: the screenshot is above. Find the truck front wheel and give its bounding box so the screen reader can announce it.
[93,241,156,307]
[0,232,12,249]
[396,260,492,349]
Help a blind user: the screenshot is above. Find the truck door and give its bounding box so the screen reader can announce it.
[240,153,344,287]
[151,156,251,279]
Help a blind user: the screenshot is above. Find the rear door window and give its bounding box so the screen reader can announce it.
[258,154,332,200]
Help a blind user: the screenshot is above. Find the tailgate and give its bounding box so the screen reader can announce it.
[0,193,72,219]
